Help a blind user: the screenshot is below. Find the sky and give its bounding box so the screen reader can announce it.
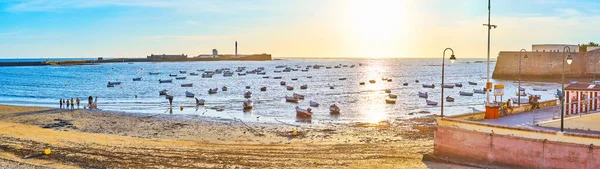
[1,0,599,59]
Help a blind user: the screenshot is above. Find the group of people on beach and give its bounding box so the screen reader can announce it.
[60,96,98,109]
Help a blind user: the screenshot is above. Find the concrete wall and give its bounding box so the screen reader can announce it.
[435,125,600,168]
[492,50,599,79]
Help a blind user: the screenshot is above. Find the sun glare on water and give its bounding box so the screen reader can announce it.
[345,0,409,58]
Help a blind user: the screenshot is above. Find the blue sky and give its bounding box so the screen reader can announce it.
[1,0,599,58]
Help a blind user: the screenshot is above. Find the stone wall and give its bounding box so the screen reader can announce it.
[492,51,590,79]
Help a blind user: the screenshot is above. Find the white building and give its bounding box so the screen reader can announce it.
[532,44,579,52]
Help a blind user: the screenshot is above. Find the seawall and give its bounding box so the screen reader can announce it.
[492,49,600,79]
[0,55,271,67]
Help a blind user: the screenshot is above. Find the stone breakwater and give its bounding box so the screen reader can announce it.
[493,49,600,79]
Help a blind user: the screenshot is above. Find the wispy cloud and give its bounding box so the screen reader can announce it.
[139,35,234,41]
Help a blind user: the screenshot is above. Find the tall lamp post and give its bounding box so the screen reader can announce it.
[561,46,574,132]
[518,49,528,106]
[483,0,497,106]
[441,48,457,118]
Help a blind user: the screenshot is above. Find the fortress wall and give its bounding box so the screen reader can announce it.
[492,51,585,79]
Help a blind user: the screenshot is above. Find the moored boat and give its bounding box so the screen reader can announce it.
[280,81,286,85]
[208,88,218,94]
[468,81,477,85]
[426,100,438,106]
[132,77,142,81]
[329,104,340,114]
[189,72,199,76]
[291,78,298,81]
[389,94,397,98]
[474,89,486,94]
[196,98,205,105]
[300,85,308,89]
[175,77,186,80]
[285,96,298,103]
[443,84,455,88]
[360,82,366,85]
[532,87,547,91]
[274,76,282,79]
[422,84,435,88]
[179,70,187,74]
[293,93,304,99]
[295,106,313,118]
[185,91,195,97]
[108,81,122,85]
[385,99,396,104]
[159,89,169,95]
[309,101,319,107]
[181,83,193,87]
[169,74,177,77]
[149,72,160,75]
[455,83,463,87]
[384,89,391,93]
[339,78,347,80]
[446,96,455,102]
[459,91,474,96]
[418,92,428,98]
[222,86,228,91]
[260,87,267,91]
[158,79,172,83]
[403,83,408,86]
[287,86,294,90]
[243,100,253,110]
[369,80,376,83]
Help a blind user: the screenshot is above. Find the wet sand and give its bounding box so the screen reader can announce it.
[0,104,443,168]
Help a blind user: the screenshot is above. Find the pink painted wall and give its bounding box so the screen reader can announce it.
[434,126,600,168]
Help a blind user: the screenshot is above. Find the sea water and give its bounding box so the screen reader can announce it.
[0,59,561,125]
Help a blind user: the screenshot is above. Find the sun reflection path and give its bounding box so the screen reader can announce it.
[358,60,392,123]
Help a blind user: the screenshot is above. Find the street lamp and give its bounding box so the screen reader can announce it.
[518,49,528,106]
[441,48,456,118]
[561,46,574,132]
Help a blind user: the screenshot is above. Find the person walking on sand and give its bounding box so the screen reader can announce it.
[93,97,98,108]
[88,96,93,107]
[60,99,63,109]
[66,99,69,109]
[76,98,80,109]
[168,96,173,107]
[70,98,74,110]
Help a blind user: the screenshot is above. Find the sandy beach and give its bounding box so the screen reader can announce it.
[0,104,450,168]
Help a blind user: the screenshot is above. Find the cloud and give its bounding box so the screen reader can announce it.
[139,35,234,41]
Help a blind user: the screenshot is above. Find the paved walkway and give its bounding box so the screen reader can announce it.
[481,106,600,134]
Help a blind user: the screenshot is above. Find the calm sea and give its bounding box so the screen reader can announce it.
[0,59,561,125]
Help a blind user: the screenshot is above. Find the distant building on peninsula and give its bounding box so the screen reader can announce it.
[493,44,600,79]
[147,54,187,60]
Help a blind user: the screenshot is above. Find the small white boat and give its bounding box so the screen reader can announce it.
[185,91,195,97]
[385,99,396,104]
[389,94,397,98]
[132,77,142,81]
[384,89,391,93]
[295,106,313,118]
[443,84,455,88]
[422,84,435,88]
[300,85,308,89]
[533,87,547,91]
[280,81,286,86]
[260,87,267,91]
[189,72,199,76]
[468,81,477,85]
[181,83,193,87]
[329,104,340,114]
[426,100,438,106]
[222,86,228,91]
[512,97,530,104]
[169,74,178,77]
[446,96,455,102]
[309,101,319,107]
[293,93,305,99]
[159,89,169,95]
[243,100,253,110]
[202,73,213,78]
[459,91,474,96]
[208,88,218,94]
[369,80,376,83]
[244,91,252,98]
[149,72,160,75]
[196,99,205,105]
[285,96,298,103]
[107,84,115,87]
[158,79,172,83]
[474,89,486,94]
[418,92,428,98]
[175,77,186,80]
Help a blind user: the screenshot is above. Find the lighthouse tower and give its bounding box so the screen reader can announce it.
[235,41,238,57]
